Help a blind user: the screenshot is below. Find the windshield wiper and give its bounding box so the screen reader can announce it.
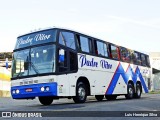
[16,61,39,78]
[29,62,39,74]
[16,71,23,78]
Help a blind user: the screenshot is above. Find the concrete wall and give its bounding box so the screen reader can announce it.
[152,73,160,91]
[0,67,11,97]
[150,52,160,91]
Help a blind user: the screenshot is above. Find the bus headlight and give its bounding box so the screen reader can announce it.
[16,89,20,94]
[12,90,16,94]
[41,87,45,92]
[46,87,50,91]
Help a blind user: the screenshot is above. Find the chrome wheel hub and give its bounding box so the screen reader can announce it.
[137,88,141,96]
[129,88,133,95]
[78,87,85,100]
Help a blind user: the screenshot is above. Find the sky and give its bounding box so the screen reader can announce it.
[0,0,160,53]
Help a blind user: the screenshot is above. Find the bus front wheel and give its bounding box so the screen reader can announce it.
[73,82,87,103]
[38,96,54,105]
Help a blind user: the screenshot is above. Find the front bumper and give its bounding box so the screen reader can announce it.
[11,82,57,99]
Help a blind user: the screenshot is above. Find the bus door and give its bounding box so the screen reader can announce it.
[58,48,78,96]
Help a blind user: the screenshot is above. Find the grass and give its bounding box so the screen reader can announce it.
[149,90,160,94]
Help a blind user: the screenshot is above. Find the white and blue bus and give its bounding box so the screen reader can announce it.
[11,27,151,105]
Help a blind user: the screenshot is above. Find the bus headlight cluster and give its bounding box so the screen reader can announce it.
[16,89,20,94]
[46,87,50,91]
[40,86,50,92]
[12,89,20,94]
[12,90,16,94]
[41,87,45,92]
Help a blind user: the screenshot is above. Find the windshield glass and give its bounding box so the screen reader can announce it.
[12,49,29,77]
[12,45,56,78]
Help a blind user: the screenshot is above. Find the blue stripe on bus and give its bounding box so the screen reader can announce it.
[135,67,148,93]
[106,64,148,95]
[11,82,57,99]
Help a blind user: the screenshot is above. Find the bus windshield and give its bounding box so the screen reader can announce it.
[12,45,56,78]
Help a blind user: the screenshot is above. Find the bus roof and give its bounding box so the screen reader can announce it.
[18,26,106,41]
[17,26,148,55]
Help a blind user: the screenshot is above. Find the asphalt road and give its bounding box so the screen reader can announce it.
[0,94,160,120]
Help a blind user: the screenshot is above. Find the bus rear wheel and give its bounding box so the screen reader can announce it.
[95,95,104,101]
[105,95,117,100]
[38,96,54,105]
[125,83,134,99]
[73,82,87,103]
[134,84,142,98]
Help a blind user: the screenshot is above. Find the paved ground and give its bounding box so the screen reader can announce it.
[0,94,160,120]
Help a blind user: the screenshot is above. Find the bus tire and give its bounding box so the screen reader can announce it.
[125,83,134,99]
[95,95,104,101]
[73,82,87,103]
[134,84,142,98]
[38,96,54,105]
[105,95,117,100]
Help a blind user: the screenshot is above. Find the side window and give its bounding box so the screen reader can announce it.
[59,31,76,50]
[110,45,119,59]
[146,56,150,67]
[120,47,131,62]
[76,35,91,53]
[96,41,108,57]
[132,52,141,65]
[58,48,67,72]
[141,54,146,66]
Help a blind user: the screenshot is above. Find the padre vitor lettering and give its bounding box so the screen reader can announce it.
[35,34,51,41]
[17,37,33,46]
[100,60,112,69]
[79,55,98,67]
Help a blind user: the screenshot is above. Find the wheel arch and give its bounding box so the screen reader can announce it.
[76,77,91,96]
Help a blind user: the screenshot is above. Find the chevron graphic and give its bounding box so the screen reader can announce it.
[106,63,148,94]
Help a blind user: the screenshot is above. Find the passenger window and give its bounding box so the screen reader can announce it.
[96,41,108,57]
[146,56,150,67]
[132,52,141,65]
[76,35,91,53]
[110,45,119,59]
[141,54,146,66]
[120,47,131,62]
[59,32,76,50]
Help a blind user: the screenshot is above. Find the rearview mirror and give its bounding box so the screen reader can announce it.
[24,62,29,70]
[59,49,65,62]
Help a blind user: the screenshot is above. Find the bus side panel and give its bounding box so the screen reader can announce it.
[77,53,150,96]
[56,74,70,96]
[137,66,150,93]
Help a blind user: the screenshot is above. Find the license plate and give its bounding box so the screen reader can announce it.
[26,88,32,92]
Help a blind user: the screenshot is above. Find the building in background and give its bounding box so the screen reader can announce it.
[0,52,12,97]
[149,52,160,91]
